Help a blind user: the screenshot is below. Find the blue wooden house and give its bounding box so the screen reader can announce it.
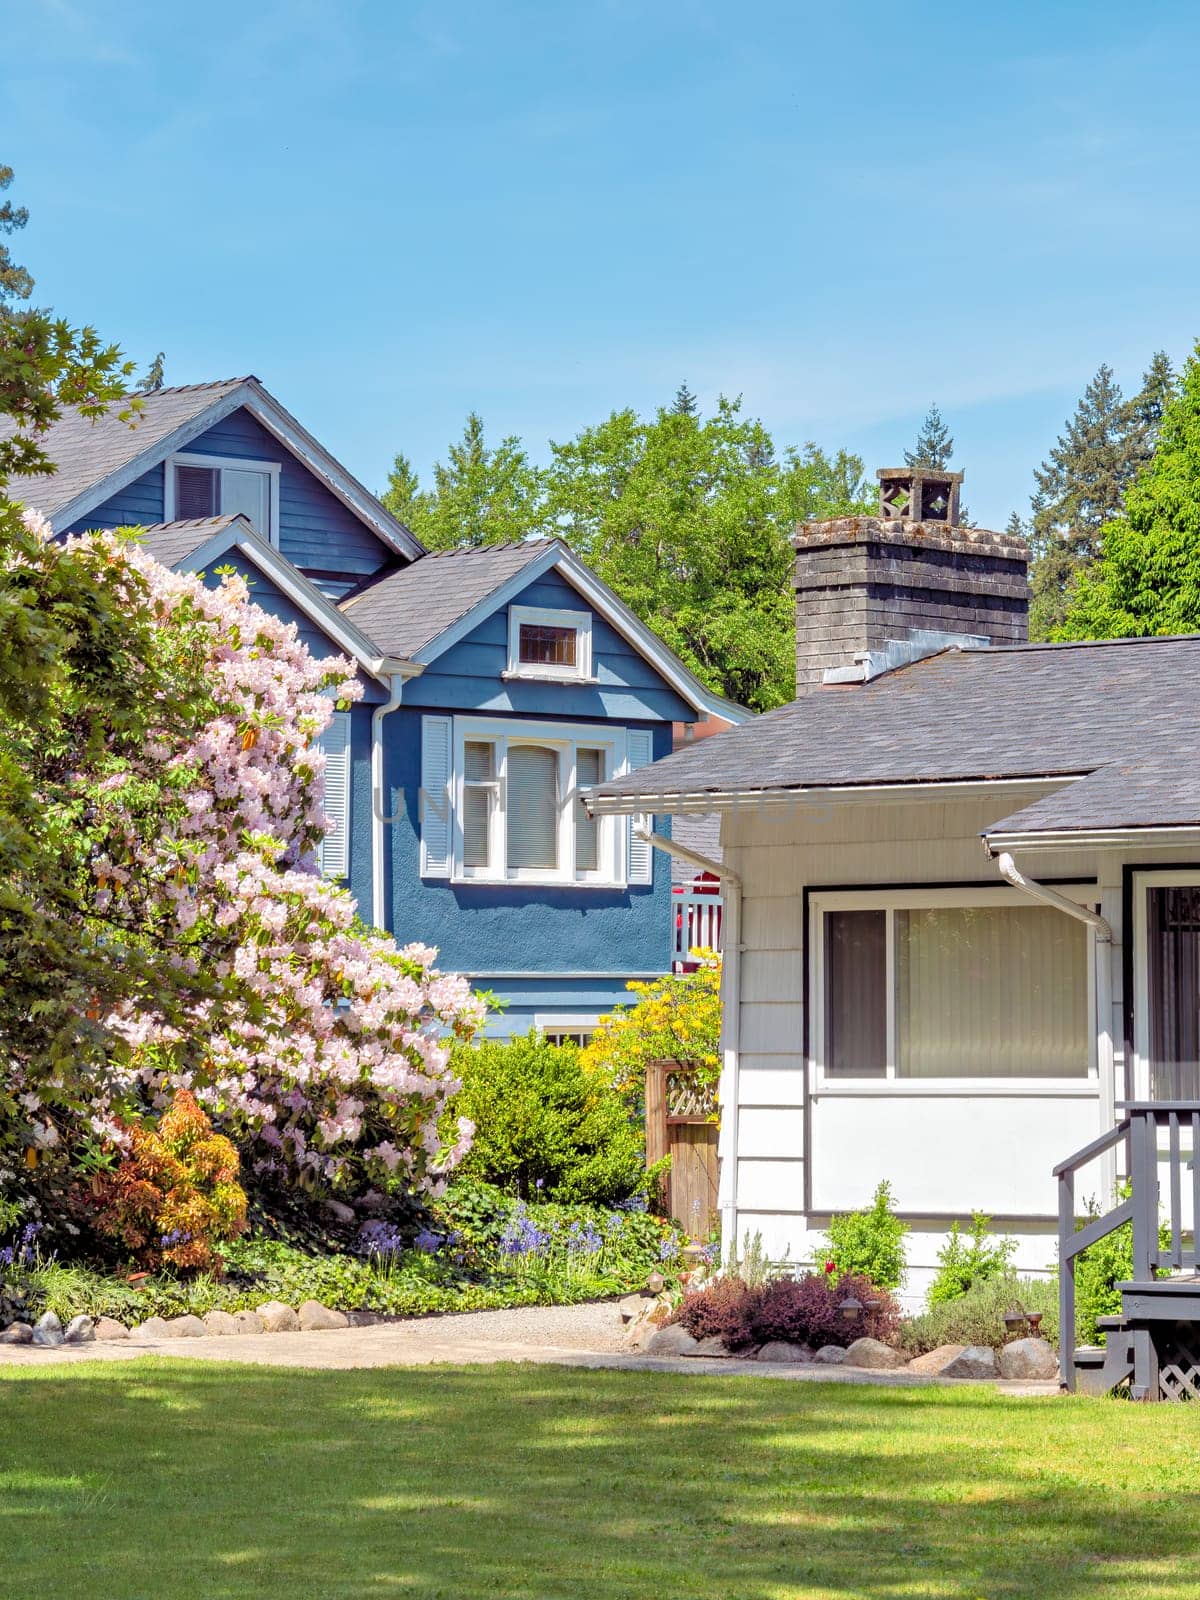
[9,376,745,1036]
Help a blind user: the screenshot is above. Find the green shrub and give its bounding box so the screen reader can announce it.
[824,1180,908,1290]
[446,1032,652,1205]
[927,1213,1016,1305]
[900,1274,1059,1355]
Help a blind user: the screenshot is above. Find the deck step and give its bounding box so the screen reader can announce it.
[1095,1315,1128,1331]
[1072,1334,1134,1397]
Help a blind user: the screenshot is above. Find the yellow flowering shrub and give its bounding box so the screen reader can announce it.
[580,949,722,1097]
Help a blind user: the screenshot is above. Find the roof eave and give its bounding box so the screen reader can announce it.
[586,774,1074,818]
[985,824,1200,853]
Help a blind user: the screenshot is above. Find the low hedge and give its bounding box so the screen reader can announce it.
[671,1271,900,1353]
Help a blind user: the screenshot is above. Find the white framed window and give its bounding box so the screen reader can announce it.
[1131,868,1200,1102]
[315,710,351,880]
[165,452,281,545]
[505,605,593,682]
[810,886,1096,1086]
[536,1014,602,1048]
[451,717,620,885]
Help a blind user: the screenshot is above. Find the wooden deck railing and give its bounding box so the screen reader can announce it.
[1055,1101,1200,1389]
[672,888,723,968]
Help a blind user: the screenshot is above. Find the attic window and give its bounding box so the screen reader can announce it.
[165,452,280,545]
[506,605,592,682]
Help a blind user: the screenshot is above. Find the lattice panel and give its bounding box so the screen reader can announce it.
[665,1070,717,1121]
[1157,1323,1200,1401]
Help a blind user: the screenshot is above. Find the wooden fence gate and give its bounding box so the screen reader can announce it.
[644,1060,719,1238]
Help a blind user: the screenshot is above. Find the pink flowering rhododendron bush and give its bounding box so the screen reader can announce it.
[1,504,481,1210]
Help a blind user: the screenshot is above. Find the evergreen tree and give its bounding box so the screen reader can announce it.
[905,403,954,470]
[394,413,548,552]
[379,451,431,540]
[0,164,33,304]
[1059,340,1200,640]
[138,351,166,392]
[1028,358,1178,638]
[671,380,699,417]
[1005,510,1029,541]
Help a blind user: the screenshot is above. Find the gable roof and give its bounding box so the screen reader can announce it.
[585,634,1200,836]
[133,514,401,683]
[3,377,423,561]
[341,539,554,658]
[340,537,751,724]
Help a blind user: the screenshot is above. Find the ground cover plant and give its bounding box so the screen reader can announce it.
[3,1361,1200,1599]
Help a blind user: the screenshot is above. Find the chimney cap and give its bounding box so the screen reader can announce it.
[876,466,964,526]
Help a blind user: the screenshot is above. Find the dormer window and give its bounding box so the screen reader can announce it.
[165,452,280,545]
[506,605,592,682]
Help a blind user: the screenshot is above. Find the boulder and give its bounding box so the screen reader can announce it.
[94,1317,130,1341]
[905,1343,967,1377]
[843,1337,908,1370]
[999,1337,1059,1381]
[298,1300,348,1331]
[757,1340,813,1364]
[256,1300,300,1333]
[685,1334,730,1357]
[941,1344,998,1380]
[63,1315,95,1345]
[813,1344,846,1364]
[625,1316,660,1352]
[233,1310,265,1335]
[618,1292,650,1324]
[203,1310,241,1337]
[647,1323,700,1357]
[133,1316,171,1340]
[0,1321,33,1345]
[32,1311,64,1348]
[163,1314,206,1339]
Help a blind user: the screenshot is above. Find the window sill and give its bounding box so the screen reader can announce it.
[811,1078,1100,1099]
[449,874,627,891]
[500,670,600,685]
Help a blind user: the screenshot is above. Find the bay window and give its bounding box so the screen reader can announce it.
[814,889,1092,1082]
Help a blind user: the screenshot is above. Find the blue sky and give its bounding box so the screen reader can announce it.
[6,0,1200,529]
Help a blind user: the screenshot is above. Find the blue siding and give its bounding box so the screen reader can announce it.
[402,567,695,724]
[65,405,401,593]
[480,977,647,1039]
[381,705,673,989]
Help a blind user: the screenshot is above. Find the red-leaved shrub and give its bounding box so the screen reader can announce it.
[672,1270,899,1351]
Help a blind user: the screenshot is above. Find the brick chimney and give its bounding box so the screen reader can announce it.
[793,467,1029,690]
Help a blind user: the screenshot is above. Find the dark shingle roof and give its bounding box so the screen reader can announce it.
[2,380,252,519]
[588,635,1200,835]
[985,753,1200,838]
[340,539,557,658]
[135,515,249,568]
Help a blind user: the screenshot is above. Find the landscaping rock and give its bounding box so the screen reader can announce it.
[0,1321,33,1344]
[906,1343,967,1377]
[163,1314,206,1339]
[757,1340,813,1364]
[324,1199,356,1224]
[134,1316,171,1340]
[257,1300,300,1333]
[941,1344,998,1380]
[345,1309,381,1327]
[618,1292,650,1323]
[94,1318,130,1341]
[233,1310,264,1335]
[298,1300,348,1331]
[999,1337,1059,1381]
[64,1315,95,1345]
[685,1334,730,1357]
[625,1316,660,1352]
[203,1310,241,1337]
[32,1311,64,1348]
[843,1337,908,1370]
[647,1323,700,1357]
[813,1344,846,1364]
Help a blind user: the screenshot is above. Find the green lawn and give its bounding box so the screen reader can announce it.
[3,1362,1200,1599]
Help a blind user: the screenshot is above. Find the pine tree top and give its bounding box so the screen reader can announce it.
[904,404,954,470]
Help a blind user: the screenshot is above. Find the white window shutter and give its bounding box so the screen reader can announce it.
[625,728,655,885]
[420,715,454,878]
[316,711,351,880]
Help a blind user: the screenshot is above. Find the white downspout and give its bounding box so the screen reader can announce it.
[370,676,405,932]
[634,826,743,1252]
[995,851,1117,1197]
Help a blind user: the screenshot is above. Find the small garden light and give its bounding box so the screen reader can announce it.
[646,1271,665,1295]
[838,1295,863,1322]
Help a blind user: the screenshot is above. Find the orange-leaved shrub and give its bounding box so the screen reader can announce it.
[671,1271,899,1352]
[89,1090,247,1272]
